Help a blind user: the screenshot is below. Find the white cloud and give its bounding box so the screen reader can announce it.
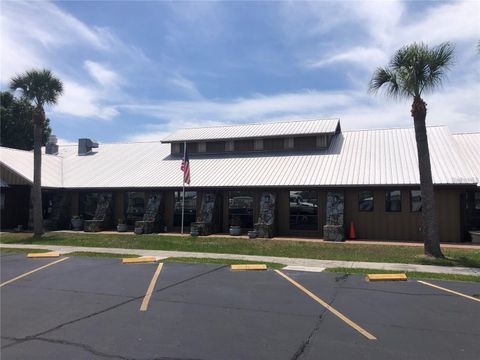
[84,60,120,87]
[168,74,202,99]
[55,80,119,120]
[0,1,135,120]
[306,47,388,70]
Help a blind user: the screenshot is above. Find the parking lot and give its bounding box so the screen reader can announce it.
[1,253,479,360]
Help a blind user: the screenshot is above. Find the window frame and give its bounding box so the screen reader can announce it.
[410,190,422,213]
[385,190,402,213]
[358,190,374,212]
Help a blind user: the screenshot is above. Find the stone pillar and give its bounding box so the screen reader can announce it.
[323,191,344,241]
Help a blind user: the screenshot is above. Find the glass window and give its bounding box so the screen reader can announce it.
[206,141,225,153]
[229,191,254,228]
[359,191,374,212]
[179,142,198,154]
[79,192,99,220]
[385,190,402,212]
[410,190,422,212]
[1,192,5,210]
[125,192,145,225]
[289,191,318,230]
[234,140,254,152]
[475,191,480,210]
[293,136,316,150]
[264,138,284,151]
[174,191,197,227]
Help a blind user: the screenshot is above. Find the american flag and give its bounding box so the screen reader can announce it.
[180,146,190,185]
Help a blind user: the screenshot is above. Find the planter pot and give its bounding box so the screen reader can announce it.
[229,225,241,236]
[71,218,84,231]
[248,230,257,239]
[190,228,200,237]
[470,231,480,244]
[117,224,128,232]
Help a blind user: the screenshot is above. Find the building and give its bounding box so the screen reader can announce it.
[1,118,479,242]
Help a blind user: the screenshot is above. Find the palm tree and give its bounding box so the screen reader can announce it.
[369,42,454,258]
[9,69,63,239]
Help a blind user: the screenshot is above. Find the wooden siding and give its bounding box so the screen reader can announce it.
[0,165,30,185]
[54,187,465,242]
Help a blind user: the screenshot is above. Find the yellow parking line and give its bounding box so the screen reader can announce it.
[0,257,69,288]
[275,270,377,340]
[417,280,480,303]
[140,262,164,312]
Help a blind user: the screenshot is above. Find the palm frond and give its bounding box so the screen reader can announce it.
[9,69,63,107]
[370,42,454,99]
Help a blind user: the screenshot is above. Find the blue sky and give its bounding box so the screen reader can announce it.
[1,0,479,144]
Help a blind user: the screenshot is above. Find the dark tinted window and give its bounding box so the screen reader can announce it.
[234,140,254,152]
[229,191,254,228]
[174,191,197,227]
[386,190,402,212]
[79,192,99,220]
[410,190,422,212]
[125,192,145,225]
[264,138,284,151]
[359,191,374,212]
[178,142,198,154]
[293,136,316,150]
[289,191,318,230]
[206,141,225,153]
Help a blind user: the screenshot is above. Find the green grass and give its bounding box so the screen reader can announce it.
[1,232,479,268]
[326,267,480,283]
[163,257,285,269]
[64,251,140,259]
[0,247,51,254]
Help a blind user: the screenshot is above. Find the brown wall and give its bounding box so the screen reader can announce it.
[344,188,463,242]
[57,186,466,242]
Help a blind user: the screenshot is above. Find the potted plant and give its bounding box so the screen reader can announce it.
[229,217,242,236]
[71,215,84,231]
[117,218,128,232]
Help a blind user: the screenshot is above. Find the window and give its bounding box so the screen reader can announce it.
[234,140,254,152]
[476,191,480,210]
[289,191,318,230]
[385,190,402,212]
[264,138,284,151]
[79,192,100,220]
[410,190,422,212]
[293,136,316,150]
[359,191,374,212]
[206,141,225,153]
[174,191,197,227]
[125,192,145,225]
[177,142,198,154]
[229,191,254,228]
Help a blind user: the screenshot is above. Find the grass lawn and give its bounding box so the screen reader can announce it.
[64,251,140,259]
[163,257,285,269]
[0,247,51,254]
[1,232,479,268]
[326,267,480,283]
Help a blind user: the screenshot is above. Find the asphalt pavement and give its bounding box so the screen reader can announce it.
[1,253,479,359]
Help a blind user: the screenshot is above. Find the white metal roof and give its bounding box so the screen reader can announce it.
[161,118,340,142]
[453,132,480,186]
[0,147,63,188]
[2,125,476,189]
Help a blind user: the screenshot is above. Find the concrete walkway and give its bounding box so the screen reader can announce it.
[1,243,479,277]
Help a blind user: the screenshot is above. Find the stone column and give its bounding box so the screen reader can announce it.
[323,191,344,241]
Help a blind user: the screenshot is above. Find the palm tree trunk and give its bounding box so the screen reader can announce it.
[411,96,443,258]
[32,121,43,238]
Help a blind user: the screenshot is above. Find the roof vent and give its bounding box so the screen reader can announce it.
[78,138,98,156]
[46,135,59,155]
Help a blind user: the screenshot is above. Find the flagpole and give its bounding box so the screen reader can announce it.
[181,141,186,234]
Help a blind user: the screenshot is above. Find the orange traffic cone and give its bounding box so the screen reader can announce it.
[349,221,356,240]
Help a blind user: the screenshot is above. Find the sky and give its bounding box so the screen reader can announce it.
[1,0,479,144]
